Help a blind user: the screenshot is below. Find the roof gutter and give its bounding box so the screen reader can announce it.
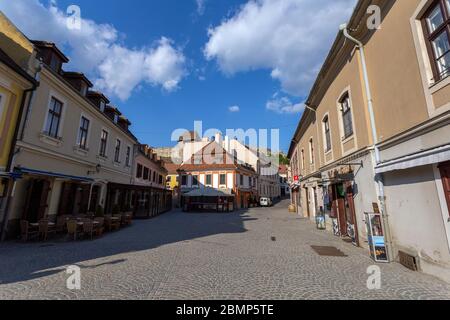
[340,24,381,164]
[340,22,393,262]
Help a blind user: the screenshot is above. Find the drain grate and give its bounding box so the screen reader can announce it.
[399,251,418,271]
[311,246,347,257]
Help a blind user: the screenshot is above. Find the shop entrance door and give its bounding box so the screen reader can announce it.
[23,179,50,222]
[344,183,359,246]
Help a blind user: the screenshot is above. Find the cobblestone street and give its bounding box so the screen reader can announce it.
[1,200,450,300]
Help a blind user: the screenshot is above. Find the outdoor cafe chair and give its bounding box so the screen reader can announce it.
[66,220,79,241]
[93,217,105,237]
[38,220,56,241]
[56,216,67,233]
[104,216,113,232]
[20,220,39,242]
[82,221,95,240]
[111,215,122,230]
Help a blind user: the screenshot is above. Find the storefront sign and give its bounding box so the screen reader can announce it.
[365,212,389,263]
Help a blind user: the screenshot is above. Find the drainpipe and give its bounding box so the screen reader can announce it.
[340,24,393,261]
[0,63,41,241]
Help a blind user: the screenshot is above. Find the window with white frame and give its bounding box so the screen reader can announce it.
[220,174,226,186]
[44,97,63,138]
[301,149,305,170]
[100,100,106,112]
[143,167,149,180]
[206,174,212,186]
[340,93,354,139]
[114,139,121,163]
[323,115,331,153]
[422,0,450,81]
[77,116,90,150]
[192,175,199,186]
[309,139,314,165]
[125,146,131,167]
[99,130,108,157]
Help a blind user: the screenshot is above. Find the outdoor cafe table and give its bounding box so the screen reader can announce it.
[29,222,55,228]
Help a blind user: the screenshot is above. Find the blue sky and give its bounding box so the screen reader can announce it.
[0,0,356,152]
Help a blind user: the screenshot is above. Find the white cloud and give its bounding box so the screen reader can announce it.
[196,0,206,15]
[0,0,186,101]
[266,96,304,114]
[229,105,240,112]
[205,0,356,97]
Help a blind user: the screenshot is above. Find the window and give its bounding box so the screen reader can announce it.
[49,55,60,72]
[114,139,121,163]
[240,174,244,186]
[423,0,450,81]
[220,174,226,186]
[309,139,314,164]
[100,100,106,112]
[340,94,354,139]
[136,164,143,178]
[301,149,305,170]
[77,116,90,150]
[192,175,199,186]
[181,175,187,186]
[44,97,63,138]
[206,174,212,186]
[126,146,131,167]
[323,116,331,152]
[99,130,108,157]
[159,175,163,185]
[143,167,149,180]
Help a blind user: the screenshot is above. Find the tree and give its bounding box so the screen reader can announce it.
[279,153,290,165]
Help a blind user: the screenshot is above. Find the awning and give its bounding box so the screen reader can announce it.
[290,181,301,189]
[183,187,234,197]
[15,167,94,182]
[375,144,450,174]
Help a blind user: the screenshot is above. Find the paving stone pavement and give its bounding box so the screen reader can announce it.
[1,200,450,300]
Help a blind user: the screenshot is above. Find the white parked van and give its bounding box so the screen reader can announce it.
[260,197,272,207]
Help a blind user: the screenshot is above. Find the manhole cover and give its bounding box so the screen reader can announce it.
[311,246,347,257]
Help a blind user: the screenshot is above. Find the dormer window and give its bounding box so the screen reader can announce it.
[49,54,60,72]
[80,83,88,96]
[114,114,119,124]
[100,100,106,112]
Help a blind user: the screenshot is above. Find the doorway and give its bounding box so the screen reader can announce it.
[23,179,50,222]
[331,182,359,246]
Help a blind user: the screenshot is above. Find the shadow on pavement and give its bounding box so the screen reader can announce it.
[0,207,259,285]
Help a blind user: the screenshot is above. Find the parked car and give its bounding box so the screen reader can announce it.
[260,197,273,207]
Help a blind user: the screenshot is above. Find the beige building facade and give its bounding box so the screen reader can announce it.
[3,40,139,237]
[289,0,450,282]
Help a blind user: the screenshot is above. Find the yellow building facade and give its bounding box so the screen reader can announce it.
[0,12,37,237]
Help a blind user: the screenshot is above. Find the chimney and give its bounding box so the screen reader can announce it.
[214,133,223,145]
